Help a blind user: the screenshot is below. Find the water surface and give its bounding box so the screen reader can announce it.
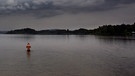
[0,35,135,76]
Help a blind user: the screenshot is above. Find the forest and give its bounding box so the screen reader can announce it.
[6,23,135,36]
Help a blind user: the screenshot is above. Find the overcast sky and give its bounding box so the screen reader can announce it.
[0,0,135,30]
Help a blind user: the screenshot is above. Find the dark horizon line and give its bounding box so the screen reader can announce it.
[1,22,135,32]
[4,22,135,36]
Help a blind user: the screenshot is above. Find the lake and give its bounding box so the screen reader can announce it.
[0,34,135,76]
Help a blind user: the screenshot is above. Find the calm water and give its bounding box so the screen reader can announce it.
[0,35,135,76]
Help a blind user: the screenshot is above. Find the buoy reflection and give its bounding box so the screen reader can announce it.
[27,50,31,60]
[26,43,31,60]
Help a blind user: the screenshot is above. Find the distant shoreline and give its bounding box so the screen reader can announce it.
[4,23,135,36]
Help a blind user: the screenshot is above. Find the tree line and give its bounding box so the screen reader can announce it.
[6,23,135,36]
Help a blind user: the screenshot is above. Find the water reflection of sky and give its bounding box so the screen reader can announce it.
[0,35,135,76]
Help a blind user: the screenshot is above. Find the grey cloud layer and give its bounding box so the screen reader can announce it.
[0,0,135,17]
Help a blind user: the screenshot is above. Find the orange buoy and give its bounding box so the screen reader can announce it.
[26,43,31,51]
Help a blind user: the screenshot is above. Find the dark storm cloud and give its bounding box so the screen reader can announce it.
[99,0,135,9]
[0,0,135,18]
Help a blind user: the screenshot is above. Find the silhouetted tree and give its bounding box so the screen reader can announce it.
[6,23,135,36]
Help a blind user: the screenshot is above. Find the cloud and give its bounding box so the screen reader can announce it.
[0,0,135,18]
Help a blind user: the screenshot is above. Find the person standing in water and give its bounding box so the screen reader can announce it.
[26,43,31,52]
